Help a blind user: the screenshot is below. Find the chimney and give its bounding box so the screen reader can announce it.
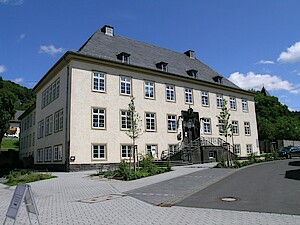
[184,50,195,59]
[101,25,114,36]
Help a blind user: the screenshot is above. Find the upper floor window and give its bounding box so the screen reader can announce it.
[218,119,224,134]
[216,94,223,108]
[230,97,237,110]
[185,88,193,104]
[203,118,211,134]
[232,120,239,135]
[166,84,175,102]
[145,81,155,99]
[156,62,168,72]
[93,72,105,92]
[42,78,60,108]
[242,99,248,112]
[145,113,156,131]
[54,109,63,132]
[244,122,251,135]
[92,108,106,129]
[201,91,209,107]
[92,144,107,160]
[38,119,44,139]
[120,110,131,130]
[120,77,131,95]
[167,115,177,132]
[117,52,130,64]
[45,115,53,136]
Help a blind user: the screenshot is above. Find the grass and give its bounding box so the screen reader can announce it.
[4,170,56,186]
[1,139,19,151]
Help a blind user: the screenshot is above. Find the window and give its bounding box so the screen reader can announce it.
[44,147,52,162]
[246,144,252,154]
[120,77,131,95]
[185,88,193,104]
[230,97,237,110]
[166,85,175,102]
[242,99,248,112]
[92,108,106,129]
[244,122,251,135]
[41,78,60,108]
[145,113,156,131]
[37,149,43,162]
[45,115,53,136]
[218,119,224,134]
[54,145,63,161]
[203,118,211,134]
[54,109,63,132]
[49,115,53,134]
[234,144,240,154]
[146,145,158,159]
[156,62,168,72]
[201,91,209,106]
[56,78,60,98]
[145,81,155,99]
[117,52,130,64]
[93,72,105,92]
[121,145,132,158]
[32,132,35,146]
[38,120,44,139]
[167,115,177,132]
[232,121,239,135]
[120,110,131,130]
[216,94,223,108]
[92,144,106,160]
[186,69,197,77]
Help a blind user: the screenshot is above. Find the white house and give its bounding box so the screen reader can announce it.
[19,25,259,171]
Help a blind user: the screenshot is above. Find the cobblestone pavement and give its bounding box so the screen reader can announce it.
[0,164,300,225]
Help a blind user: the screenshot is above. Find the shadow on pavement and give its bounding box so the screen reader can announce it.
[285,169,300,181]
[288,161,300,167]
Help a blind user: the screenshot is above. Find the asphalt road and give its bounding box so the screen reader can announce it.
[177,159,300,215]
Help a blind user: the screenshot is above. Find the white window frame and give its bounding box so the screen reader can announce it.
[120,110,131,130]
[201,91,209,107]
[53,145,63,161]
[166,84,175,102]
[145,112,156,131]
[167,115,177,132]
[146,144,158,159]
[92,144,107,160]
[145,81,155,99]
[242,99,248,112]
[246,144,252,154]
[92,72,106,92]
[217,94,223,108]
[121,145,132,159]
[234,144,241,154]
[230,97,237,110]
[203,118,211,134]
[232,120,239,135]
[37,149,43,162]
[92,108,106,129]
[38,119,44,139]
[44,146,52,162]
[120,77,131,95]
[185,88,193,104]
[218,118,224,134]
[244,122,251,135]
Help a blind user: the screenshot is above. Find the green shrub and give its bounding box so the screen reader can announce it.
[5,170,56,186]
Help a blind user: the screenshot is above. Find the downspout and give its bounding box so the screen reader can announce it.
[63,57,71,171]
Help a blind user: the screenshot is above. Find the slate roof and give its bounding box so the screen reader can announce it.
[78,27,241,90]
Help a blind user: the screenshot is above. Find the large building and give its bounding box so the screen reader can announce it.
[19,25,259,171]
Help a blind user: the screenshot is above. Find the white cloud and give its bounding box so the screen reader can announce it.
[256,60,274,65]
[17,33,25,42]
[39,45,64,56]
[0,65,6,73]
[12,77,24,84]
[0,0,24,5]
[228,71,295,92]
[277,41,300,63]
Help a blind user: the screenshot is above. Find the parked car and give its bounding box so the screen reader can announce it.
[277,146,300,158]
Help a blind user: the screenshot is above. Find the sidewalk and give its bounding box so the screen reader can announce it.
[0,163,299,225]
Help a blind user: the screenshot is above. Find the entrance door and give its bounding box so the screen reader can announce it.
[181,108,200,143]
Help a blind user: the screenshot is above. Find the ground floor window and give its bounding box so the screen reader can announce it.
[121,145,132,158]
[234,144,240,154]
[44,146,52,162]
[54,145,63,161]
[92,144,106,160]
[37,148,43,162]
[246,144,252,154]
[146,144,158,159]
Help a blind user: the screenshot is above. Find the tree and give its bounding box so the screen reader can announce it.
[126,96,142,171]
[0,89,16,151]
[217,99,232,166]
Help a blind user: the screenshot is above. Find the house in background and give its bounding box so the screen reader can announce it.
[4,110,24,139]
[19,25,260,171]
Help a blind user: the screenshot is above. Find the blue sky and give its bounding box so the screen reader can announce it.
[1,0,300,110]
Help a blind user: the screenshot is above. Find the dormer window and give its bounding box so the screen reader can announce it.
[213,76,223,84]
[187,69,197,77]
[117,52,130,64]
[156,62,168,72]
[184,50,195,59]
[101,25,114,36]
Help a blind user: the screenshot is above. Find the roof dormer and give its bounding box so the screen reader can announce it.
[117,52,130,64]
[213,75,223,84]
[184,50,195,59]
[186,69,198,77]
[156,62,168,72]
[101,25,114,36]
